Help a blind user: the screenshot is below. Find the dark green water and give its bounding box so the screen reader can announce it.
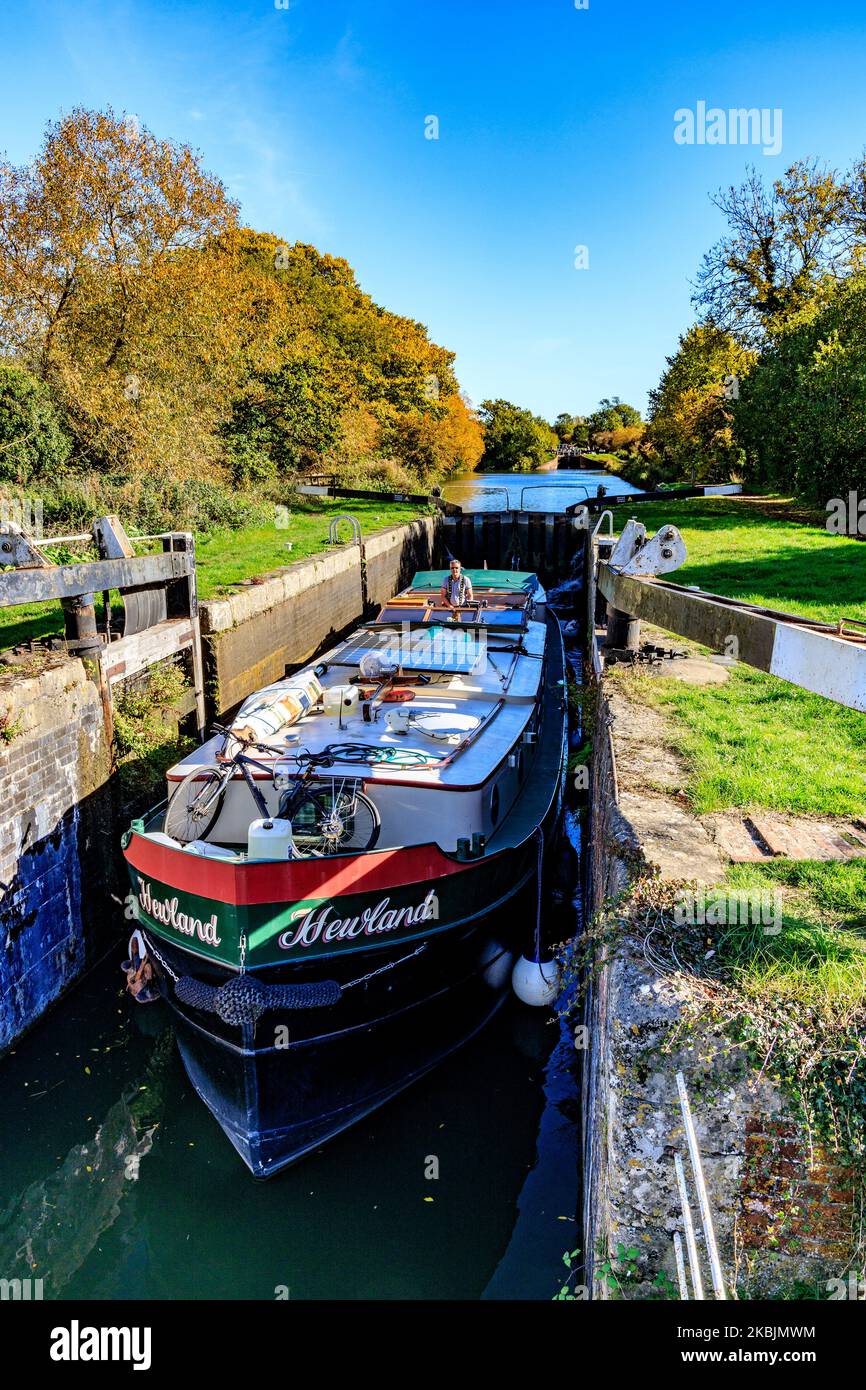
[0,944,581,1301]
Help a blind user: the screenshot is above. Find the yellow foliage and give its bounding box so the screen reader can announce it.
[0,112,480,490]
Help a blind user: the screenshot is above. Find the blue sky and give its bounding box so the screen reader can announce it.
[2,0,866,419]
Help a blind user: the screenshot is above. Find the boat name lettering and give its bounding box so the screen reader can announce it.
[137,877,222,947]
[277,890,439,951]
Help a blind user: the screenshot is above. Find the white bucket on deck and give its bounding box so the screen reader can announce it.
[247,818,294,861]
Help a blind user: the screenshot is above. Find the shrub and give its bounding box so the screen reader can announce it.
[0,365,71,484]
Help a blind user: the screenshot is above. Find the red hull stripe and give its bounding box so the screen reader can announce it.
[124,834,478,906]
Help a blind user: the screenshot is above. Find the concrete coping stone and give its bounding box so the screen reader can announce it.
[200,518,434,635]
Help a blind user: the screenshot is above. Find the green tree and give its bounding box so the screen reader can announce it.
[648,324,754,482]
[0,363,71,483]
[478,399,557,471]
[734,269,866,500]
[222,356,345,483]
[551,413,590,447]
[587,396,642,437]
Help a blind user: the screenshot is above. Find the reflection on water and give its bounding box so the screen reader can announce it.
[0,1025,171,1296]
[0,948,581,1300]
[443,467,641,513]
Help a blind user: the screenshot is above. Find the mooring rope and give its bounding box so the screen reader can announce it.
[534,825,544,964]
[288,742,445,769]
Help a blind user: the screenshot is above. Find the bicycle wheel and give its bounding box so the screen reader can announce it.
[165,765,228,845]
[290,782,380,855]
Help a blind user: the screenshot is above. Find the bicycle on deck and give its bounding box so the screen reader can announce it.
[164,722,380,855]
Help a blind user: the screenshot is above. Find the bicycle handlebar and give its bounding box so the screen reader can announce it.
[210,722,290,757]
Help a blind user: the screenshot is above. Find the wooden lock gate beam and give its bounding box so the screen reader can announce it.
[597,565,866,714]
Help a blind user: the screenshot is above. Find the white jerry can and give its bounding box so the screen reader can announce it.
[247,818,294,861]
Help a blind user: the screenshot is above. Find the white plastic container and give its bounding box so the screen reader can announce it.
[247,818,294,861]
[385,706,413,734]
[323,684,360,719]
[231,675,323,744]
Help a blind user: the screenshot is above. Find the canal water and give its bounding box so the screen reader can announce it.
[0,951,581,1300]
[443,465,641,512]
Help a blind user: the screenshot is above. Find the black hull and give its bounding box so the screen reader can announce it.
[153,894,530,1176]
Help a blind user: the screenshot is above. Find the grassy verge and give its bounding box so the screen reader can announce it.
[614,663,866,818]
[0,496,426,650]
[194,497,424,597]
[608,494,866,624]
[722,859,866,1011]
[606,495,866,820]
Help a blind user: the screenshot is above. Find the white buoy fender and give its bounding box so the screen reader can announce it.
[511,954,560,1007]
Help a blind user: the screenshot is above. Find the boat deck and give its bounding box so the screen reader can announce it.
[168,581,548,793]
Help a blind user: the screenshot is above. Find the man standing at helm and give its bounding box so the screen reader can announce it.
[440,558,473,609]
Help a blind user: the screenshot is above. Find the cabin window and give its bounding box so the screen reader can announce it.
[490,784,500,826]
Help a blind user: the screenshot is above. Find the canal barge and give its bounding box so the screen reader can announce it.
[122,569,568,1176]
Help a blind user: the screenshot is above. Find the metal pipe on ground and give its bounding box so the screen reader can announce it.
[674,1151,705,1300]
[673,1231,689,1301]
[677,1071,727,1300]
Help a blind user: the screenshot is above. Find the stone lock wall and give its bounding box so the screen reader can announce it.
[201,516,440,713]
[0,657,114,1052]
[583,679,857,1298]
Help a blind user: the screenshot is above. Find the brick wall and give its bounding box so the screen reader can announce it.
[741,1119,855,1267]
[0,658,113,1052]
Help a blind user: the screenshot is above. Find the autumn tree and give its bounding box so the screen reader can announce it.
[693,161,851,344]
[227,232,480,486]
[648,324,755,481]
[0,107,244,475]
[0,114,483,493]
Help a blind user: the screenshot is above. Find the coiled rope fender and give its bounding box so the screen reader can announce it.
[175,972,341,1026]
